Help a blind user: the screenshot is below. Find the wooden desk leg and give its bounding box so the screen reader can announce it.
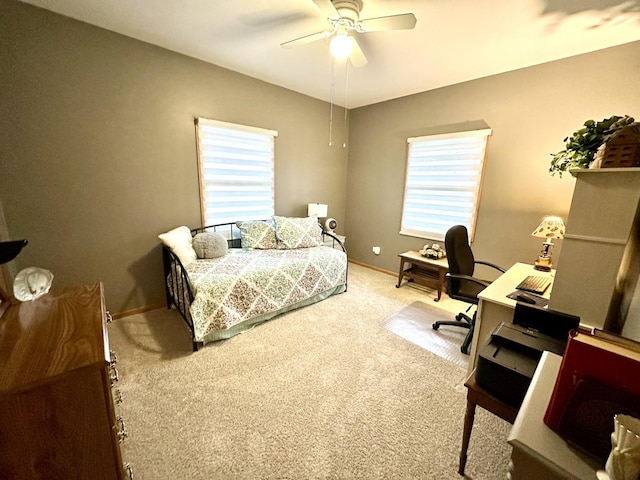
[435,269,446,302]
[396,259,407,288]
[458,393,477,476]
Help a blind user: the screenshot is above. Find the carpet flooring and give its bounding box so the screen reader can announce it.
[108,263,511,479]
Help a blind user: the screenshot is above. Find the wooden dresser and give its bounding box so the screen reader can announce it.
[0,283,130,479]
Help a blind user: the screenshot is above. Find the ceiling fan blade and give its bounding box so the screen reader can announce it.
[349,37,367,68]
[281,30,330,49]
[359,13,417,32]
[312,0,340,19]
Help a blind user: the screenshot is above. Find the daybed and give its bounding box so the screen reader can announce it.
[160,218,347,351]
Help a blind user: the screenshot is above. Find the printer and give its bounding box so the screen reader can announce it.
[475,303,580,406]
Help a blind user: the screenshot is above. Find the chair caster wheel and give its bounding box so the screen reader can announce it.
[432,323,439,330]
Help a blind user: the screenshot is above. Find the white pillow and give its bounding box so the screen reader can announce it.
[158,226,197,265]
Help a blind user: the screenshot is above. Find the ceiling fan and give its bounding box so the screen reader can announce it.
[281,0,417,67]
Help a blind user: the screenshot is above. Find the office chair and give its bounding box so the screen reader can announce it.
[432,225,506,354]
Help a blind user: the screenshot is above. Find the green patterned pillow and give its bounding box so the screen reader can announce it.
[238,220,278,249]
[273,216,323,249]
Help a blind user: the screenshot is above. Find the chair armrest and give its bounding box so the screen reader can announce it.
[475,260,506,273]
[446,272,491,289]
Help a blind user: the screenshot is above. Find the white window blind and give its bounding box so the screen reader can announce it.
[195,118,277,225]
[400,128,492,242]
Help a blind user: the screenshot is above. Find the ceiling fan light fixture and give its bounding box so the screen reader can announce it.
[329,33,353,59]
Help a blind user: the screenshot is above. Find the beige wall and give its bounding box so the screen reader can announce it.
[346,40,640,278]
[2,0,639,313]
[0,1,347,313]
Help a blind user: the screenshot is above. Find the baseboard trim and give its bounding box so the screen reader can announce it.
[348,259,395,277]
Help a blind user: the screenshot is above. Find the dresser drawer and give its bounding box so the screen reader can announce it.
[0,283,126,480]
[0,365,122,479]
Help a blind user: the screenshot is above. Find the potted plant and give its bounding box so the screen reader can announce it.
[549,115,635,177]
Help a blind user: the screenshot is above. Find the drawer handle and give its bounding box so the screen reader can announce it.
[109,365,120,385]
[106,311,113,323]
[117,416,128,443]
[110,350,118,366]
[124,462,134,479]
[114,388,124,405]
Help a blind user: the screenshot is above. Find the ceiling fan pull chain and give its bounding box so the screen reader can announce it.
[343,60,349,148]
[329,56,335,147]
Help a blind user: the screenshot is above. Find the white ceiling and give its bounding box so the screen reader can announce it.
[19,0,640,108]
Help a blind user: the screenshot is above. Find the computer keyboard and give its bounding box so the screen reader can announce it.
[516,275,551,294]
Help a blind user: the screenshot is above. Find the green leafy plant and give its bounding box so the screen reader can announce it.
[549,115,635,176]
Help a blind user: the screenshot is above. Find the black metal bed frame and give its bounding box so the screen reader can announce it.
[162,222,347,352]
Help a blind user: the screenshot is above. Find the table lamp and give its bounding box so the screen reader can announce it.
[531,216,565,271]
[307,203,328,218]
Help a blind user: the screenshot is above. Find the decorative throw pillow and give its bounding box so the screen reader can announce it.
[158,226,197,265]
[273,216,323,249]
[193,232,228,259]
[238,220,278,249]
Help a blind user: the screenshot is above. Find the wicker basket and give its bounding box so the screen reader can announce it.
[598,125,640,168]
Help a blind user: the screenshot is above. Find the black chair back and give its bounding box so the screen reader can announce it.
[436,225,505,354]
[444,225,474,295]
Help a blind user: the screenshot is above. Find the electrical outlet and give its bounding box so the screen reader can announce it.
[372,246,381,255]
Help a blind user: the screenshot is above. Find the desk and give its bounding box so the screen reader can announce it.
[396,251,449,301]
[467,262,554,376]
[507,352,601,479]
[459,370,519,476]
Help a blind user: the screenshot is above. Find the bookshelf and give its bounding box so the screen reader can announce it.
[549,168,640,335]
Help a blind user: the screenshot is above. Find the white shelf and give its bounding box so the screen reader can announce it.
[549,168,640,330]
[570,167,640,176]
[508,352,600,479]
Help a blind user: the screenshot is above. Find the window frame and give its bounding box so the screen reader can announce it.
[194,117,278,227]
[399,128,492,243]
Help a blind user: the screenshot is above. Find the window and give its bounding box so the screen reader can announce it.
[400,128,492,242]
[195,118,277,226]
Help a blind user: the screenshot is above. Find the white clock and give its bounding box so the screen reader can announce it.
[324,218,337,233]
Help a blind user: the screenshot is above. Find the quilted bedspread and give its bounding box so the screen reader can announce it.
[186,246,347,343]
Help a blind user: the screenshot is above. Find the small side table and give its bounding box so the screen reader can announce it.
[323,234,345,249]
[459,370,519,476]
[396,250,449,301]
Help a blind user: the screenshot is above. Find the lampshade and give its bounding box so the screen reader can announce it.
[531,216,565,240]
[308,203,328,218]
[330,34,353,60]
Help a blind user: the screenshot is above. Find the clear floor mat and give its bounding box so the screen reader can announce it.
[381,301,470,370]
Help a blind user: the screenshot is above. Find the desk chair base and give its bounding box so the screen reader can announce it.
[432,311,476,355]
